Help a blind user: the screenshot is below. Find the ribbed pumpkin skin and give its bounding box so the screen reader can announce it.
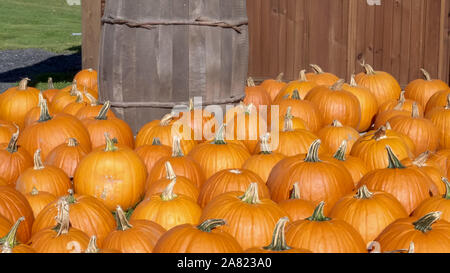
[355,67,402,106]
[188,142,251,180]
[316,123,360,155]
[242,152,285,183]
[243,85,272,111]
[334,156,369,187]
[0,121,16,144]
[278,98,323,132]
[198,169,270,208]
[305,72,339,87]
[44,141,89,179]
[0,84,40,129]
[0,178,7,187]
[425,89,450,114]
[0,214,12,238]
[153,223,243,253]
[15,165,72,197]
[430,149,450,176]
[285,218,367,253]
[278,199,315,222]
[145,176,199,202]
[374,216,450,253]
[267,130,328,157]
[23,106,50,128]
[135,143,172,176]
[200,191,288,250]
[374,109,411,130]
[329,190,408,245]
[342,82,379,132]
[405,75,449,109]
[18,113,92,161]
[32,195,116,248]
[260,76,288,102]
[11,244,37,253]
[74,69,98,91]
[378,98,424,117]
[0,143,33,186]
[426,107,450,149]
[73,146,147,212]
[0,186,34,243]
[81,117,135,149]
[24,190,57,218]
[62,101,88,116]
[30,227,90,253]
[176,108,217,142]
[102,219,166,253]
[75,104,116,120]
[413,197,450,223]
[273,80,317,102]
[130,194,202,231]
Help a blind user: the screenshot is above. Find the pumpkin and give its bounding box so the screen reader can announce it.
[375,211,450,253]
[277,183,316,222]
[81,101,135,149]
[84,236,121,253]
[405,69,449,108]
[102,206,166,253]
[200,183,288,250]
[0,186,34,243]
[0,217,36,253]
[378,91,425,117]
[61,90,88,116]
[243,77,272,112]
[426,95,450,149]
[145,161,199,201]
[44,138,89,179]
[317,120,360,155]
[242,133,286,182]
[355,63,402,106]
[198,168,270,208]
[329,185,408,245]
[18,98,92,160]
[267,140,354,213]
[305,80,361,129]
[188,124,251,180]
[357,146,439,214]
[0,178,7,187]
[425,88,450,114]
[0,214,11,238]
[74,133,147,212]
[15,149,72,197]
[175,98,216,142]
[42,77,60,103]
[135,138,172,177]
[374,103,413,130]
[413,178,450,223]
[342,75,379,132]
[277,106,307,131]
[244,217,312,253]
[24,188,57,218]
[131,179,202,230]
[261,73,288,102]
[0,120,16,144]
[135,113,197,155]
[32,190,115,248]
[273,70,317,102]
[285,202,367,253]
[29,198,90,253]
[333,140,369,186]
[74,68,98,91]
[0,127,33,186]
[305,64,339,87]
[23,92,50,128]
[277,90,323,132]
[148,136,206,188]
[154,219,243,253]
[51,81,91,114]
[350,126,414,171]
[74,92,116,120]
[430,149,450,176]
[0,78,40,129]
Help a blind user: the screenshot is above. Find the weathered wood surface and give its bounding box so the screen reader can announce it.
[81,0,102,70]
[99,0,249,133]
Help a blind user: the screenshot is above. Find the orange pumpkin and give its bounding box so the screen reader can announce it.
[378,91,425,117]
[42,77,60,103]
[44,138,89,179]
[61,90,88,116]
[332,140,369,186]
[74,68,98,91]
[405,69,449,109]
[277,183,316,222]
[413,178,450,223]
[102,206,166,253]
[425,88,450,114]
[305,64,339,87]
[430,149,450,176]
[273,70,317,102]
[153,219,243,253]
[261,73,288,102]
[74,92,116,120]
[374,104,412,130]
[316,120,360,155]
[0,217,36,253]
[0,120,16,144]
[243,77,272,112]
[175,98,217,142]
[84,236,121,253]
[135,138,172,177]
[285,202,367,253]
[277,106,308,131]
[426,95,450,149]
[24,188,57,218]
[51,81,92,114]
[23,92,50,128]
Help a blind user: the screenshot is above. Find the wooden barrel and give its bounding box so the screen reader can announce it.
[99,0,249,133]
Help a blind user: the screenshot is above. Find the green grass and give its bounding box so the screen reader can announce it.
[0,0,82,53]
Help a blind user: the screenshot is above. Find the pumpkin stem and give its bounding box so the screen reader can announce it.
[408,242,415,253]
[172,136,184,157]
[188,98,195,112]
[197,219,226,233]
[247,77,256,87]
[74,90,83,103]
[354,185,374,199]
[152,137,162,146]
[33,149,44,170]
[386,145,406,169]
[69,81,78,96]
[304,140,322,163]
[385,122,392,130]
[412,151,430,167]
[31,187,39,196]
[349,74,357,87]
[53,198,71,236]
[104,133,118,152]
[442,177,450,200]
[85,236,100,253]
[310,64,324,74]
[330,79,345,91]
[95,101,111,120]
[165,161,177,180]
[291,90,301,100]
[307,201,331,222]
[37,91,45,107]
[333,139,348,161]
[298,70,307,82]
[373,126,387,141]
[47,77,55,89]
[6,125,19,154]
[413,211,442,233]
[361,63,376,75]
[0,217,24,251]
[420,68,432,81]
[283,107,294,132]
[18,78,30,90]
[446,94,450,110]
[263,217,292,251]
[260,133,272,155]
[67,138,79,147]
[411,102,420,118]
[393,99,405,111]
[212,124,227,145]
[239,183,261,204]
[276,73,284,82]
[332,120,343,127]
[38,98,52,122]
[160,113,174,127]
[84,92,98,106]
[65,189,76,204]
[161,178,178,201]
[289,183,301,199]
[115,205,133,231]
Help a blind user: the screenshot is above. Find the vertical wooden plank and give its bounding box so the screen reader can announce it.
[308,0,331,71]
[381,0,394,72]
[260,0,271,77]
[293,0,307,76]
[347,0,358,80]
[423,0,442,78]
[438,0,447,80]
[269,0,281,77]
[391,0,402,82]
[81,0,102,70]
[408,0,425,81]
[247,0,262,77]
[399,0,412,85]
[277,0,288,78]
[284,0,297,80]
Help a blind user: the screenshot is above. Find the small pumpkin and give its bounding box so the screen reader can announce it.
[425,88,450,114]
[74,68,98,91]
[243,77,272,111]
[277,106,307,131]
[277,183,316,222]
[378,91,425,117]
[74,93,116,120]
[24,188,57,218]
[135,138,172,177]
[332,140,369,186]
[405,68,449,109]
[61,90,88,116]
[273,70,317,102]
[316,120,360,155]
[413,178,450,223]
[42,77,60,103]
[305,64,339,87]
[0,217,36,253]
[426,94,450,149]
[374,101,414,130]
[44,138,89,179]
[261,72,288,102]
[51,81,91,114]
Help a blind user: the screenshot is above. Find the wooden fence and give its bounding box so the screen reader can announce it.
[82,0,450,87]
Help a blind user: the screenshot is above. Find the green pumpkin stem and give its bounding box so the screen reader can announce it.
[38,98,52,122]
[6,125,19,154]
[290,183,301,199]
[48,77,55,89]
[104,133,118,152]
[239,183,261,204]
[304,140,322,163]
[33,149,44,170]
[247,77,256,87]
[53,198,71,236]
[65,189,76,204]
[276,73,284,82]
[213,124,227,145]
[197,219,226,233]
[361,63,376,75]
[354,185,374,199]
[85,236,100,253]
[310,64,324,74]
[95,101,111,120]
[349,74,357,87]
[413,211,442,233]
[386,145,406,169]
[420,68,432,81]
[161,178,178,201]
[260,133,272,155]
[0,217,24,251]
[152,138,162,146]
[263,217,292,251]
[115,205,133,231]
[307,201,331,221]
[330,79,345,91]
[298,70,307,82]
[18,78,30,90]
[291,90,301,100]
[442,177,450,200]
[67,138,79,147]
[172,136,184,157]
[333,140,348,161]
[31,187,39,196]
[165,161,177,180]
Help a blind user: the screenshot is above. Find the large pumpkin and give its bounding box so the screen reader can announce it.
[73,134,147,212]
[261,73,288,102]
[405,69,449,109]
[277,183,315,222]
[413,178,450,223]
[0,217,36,253]
[425,88,450,114]
[44,138,89,179]
[273,70,317,102]
[426,95,450,149]
[305,64,339,87]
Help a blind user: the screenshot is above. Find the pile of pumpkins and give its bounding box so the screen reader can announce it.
[0,63,449,253]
